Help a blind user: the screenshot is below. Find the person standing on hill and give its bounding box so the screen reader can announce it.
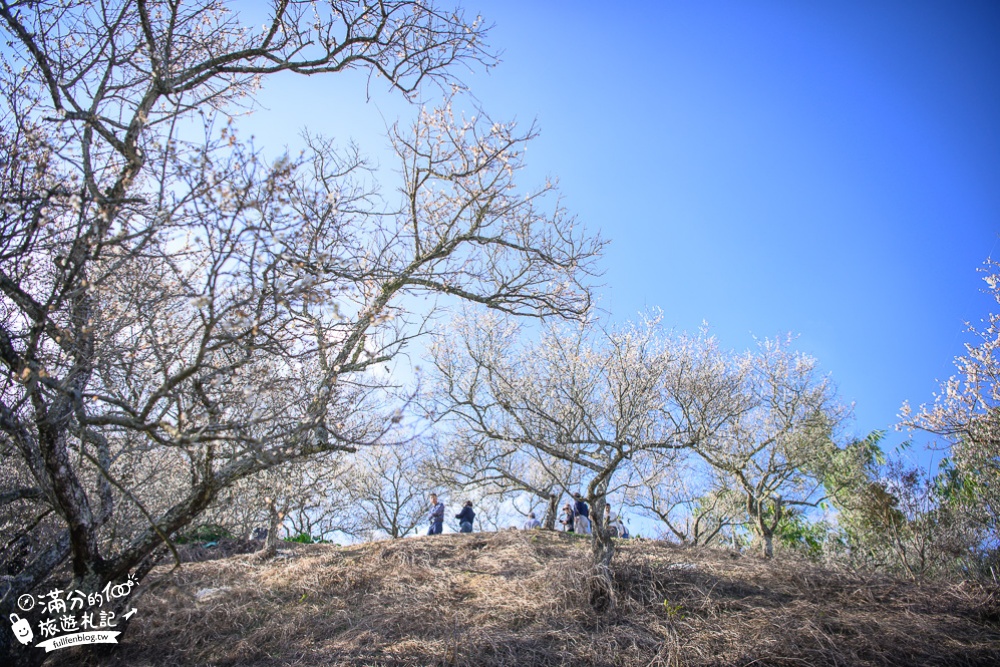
[559,503,575,533]
[615,514,629,539]
[573,493,591,534]
[522,512,542,530]
[428,493,445,535]
[605,505,627,538]
[456,500,475,533]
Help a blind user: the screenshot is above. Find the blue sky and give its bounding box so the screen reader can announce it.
[241,1,1000,461]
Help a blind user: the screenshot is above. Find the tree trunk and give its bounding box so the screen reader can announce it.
[587,494,616,612]
[762,530,774,558]
[748,494,781,559]
[257,498,283,559]
[0,533,73,666]
[760,496,781,559]
[542,493,559,530]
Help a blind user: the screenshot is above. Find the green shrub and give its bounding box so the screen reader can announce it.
[176,524,233,544]
[283,533,330,544]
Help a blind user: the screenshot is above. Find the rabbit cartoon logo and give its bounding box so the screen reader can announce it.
[9,613,33,646]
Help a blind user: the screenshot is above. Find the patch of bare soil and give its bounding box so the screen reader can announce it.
[51,531,1000,666]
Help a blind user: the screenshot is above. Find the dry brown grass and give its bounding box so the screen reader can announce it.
[52,531,1000,666]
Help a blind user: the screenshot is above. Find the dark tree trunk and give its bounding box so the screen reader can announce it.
[542,493,559,530]
[0,533,72,667]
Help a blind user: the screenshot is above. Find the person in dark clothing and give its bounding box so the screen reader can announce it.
[559,503,575,533]
[428,493,445,535]
[456,500,475,533]
[572,493,591,534]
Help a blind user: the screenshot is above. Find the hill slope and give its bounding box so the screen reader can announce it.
[56,531,1000,666]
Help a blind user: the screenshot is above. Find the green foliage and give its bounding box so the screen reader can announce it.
[823,431,885,502]
[935,456,986,510]
[902,259,1000,562]
[821,445,986,579]
[776,510,826,560]
[176,524,233,544]
[662,600,685,620]
[283,533,330,544]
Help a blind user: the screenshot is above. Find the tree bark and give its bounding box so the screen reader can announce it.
[747,494,782,559]
[257,498,283,559]
[542,493,559,530]
[762,530,774,558]
[587,493,616,612]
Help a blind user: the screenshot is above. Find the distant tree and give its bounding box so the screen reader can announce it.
[825,434,984,578]
[430,312,740,610]
[625,451,742,547]
[204,453,359,555]
[902,259,1000,547]
[347,441,435,539]
[429,431,583,531]
[275,456,359,544]
[694,337,847,558]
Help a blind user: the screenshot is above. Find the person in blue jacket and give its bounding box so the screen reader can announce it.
[428,493,445,535]
[455,500,475,533]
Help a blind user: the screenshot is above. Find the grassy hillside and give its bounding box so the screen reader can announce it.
[55,531,1000,666]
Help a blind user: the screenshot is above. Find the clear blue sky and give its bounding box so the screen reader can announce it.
[241,1,1000,458]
